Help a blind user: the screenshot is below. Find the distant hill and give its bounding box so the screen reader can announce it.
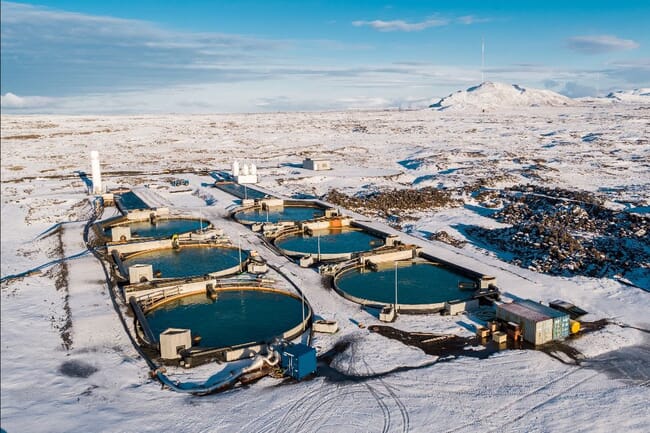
[429,81,573,111]
[605,88,650,103]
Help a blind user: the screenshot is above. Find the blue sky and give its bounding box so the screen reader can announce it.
[1,0,648,113]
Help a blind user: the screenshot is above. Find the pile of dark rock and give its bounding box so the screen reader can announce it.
[326,187,462,219]
[430,231,467,248]
[466,185,649,283]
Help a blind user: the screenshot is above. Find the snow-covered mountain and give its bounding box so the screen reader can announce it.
[606,88,650,103]
[430,81,573,111]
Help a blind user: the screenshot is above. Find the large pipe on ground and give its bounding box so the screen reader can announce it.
[155,349,280,395]
[129,296,157,345]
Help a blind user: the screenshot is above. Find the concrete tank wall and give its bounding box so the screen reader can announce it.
[109,239,173,256]
[363,249,415,266]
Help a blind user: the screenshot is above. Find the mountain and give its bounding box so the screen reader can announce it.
[605,88,650,103]
[429,81,573,111]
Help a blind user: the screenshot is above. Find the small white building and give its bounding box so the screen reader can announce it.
[128,264,153,284]
[232,160,258,184]
[303,158,331,171]
[111,226,131,242]
[159,328,192,360]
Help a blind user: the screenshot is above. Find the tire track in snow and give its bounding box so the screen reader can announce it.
[488,370,599,431]
[445,367,581,433]
[361,357,410,433]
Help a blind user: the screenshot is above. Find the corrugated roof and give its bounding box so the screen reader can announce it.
[520,299,569,319]
[497,302,551,322]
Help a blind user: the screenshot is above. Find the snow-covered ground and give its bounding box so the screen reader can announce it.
[1,98,649,433]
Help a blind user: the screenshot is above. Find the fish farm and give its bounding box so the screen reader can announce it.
[121,245,247,279]
[233,205,325,224]
[334,260,476,310]
[275,227,385,259]
[144,289,310,349]
[106,218,211,240]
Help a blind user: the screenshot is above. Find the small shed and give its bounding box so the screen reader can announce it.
[303,158,331,171]
[128,264,153,284]
[160,328,192,360]
[111,226,131,242]
[281,343,317,380]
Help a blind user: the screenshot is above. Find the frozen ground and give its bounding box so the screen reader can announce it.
[1,100,649,433]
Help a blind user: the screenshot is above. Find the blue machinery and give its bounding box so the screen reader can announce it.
[281,343,317,381]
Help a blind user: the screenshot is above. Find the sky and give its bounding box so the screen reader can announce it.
[1,0,649,113]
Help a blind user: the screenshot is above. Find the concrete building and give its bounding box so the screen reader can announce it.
[303,158,331,171]
[232,160,258,184]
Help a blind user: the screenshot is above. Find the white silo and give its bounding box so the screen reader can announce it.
[250,163,257,175]
[241,163,250,176]
[232,160,240,177]
[90,151,102,194]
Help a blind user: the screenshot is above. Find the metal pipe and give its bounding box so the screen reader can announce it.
[129,296,157,345]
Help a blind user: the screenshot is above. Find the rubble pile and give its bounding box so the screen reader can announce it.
[326,187,461,218]
[466,185,649,283]
[430,231,467,248]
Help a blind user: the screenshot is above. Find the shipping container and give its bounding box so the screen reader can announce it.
[496,302,553,345]
[519,299,570,340]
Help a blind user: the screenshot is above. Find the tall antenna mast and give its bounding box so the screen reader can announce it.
[481,37,485,83]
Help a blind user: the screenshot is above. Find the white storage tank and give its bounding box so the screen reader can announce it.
[90,150,102,194]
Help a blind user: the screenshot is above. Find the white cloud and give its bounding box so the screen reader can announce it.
[456,15,490,25]
[1,92,53,109]
[566,35,639,54]
[351,14,489,32]
[0,1,283,95]
[352,18,448,32]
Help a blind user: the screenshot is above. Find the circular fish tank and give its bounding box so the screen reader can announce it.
[275,228,384,259]
[107,218,210,239]
[145,289,310,348]
[334,261,475,309]
[122,245,248,279]
[234,205,325,224]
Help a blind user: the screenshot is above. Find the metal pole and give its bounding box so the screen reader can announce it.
[301,291,305,331]
[394,261,398,312]
[238,233,242,272]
